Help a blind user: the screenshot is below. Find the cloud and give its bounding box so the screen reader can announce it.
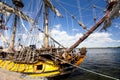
[50,24,120,48]
[72,28,79,32]
[51,25,83,47]
[53,24,61,30]
[16,24,120,48]
[81,32,120,47]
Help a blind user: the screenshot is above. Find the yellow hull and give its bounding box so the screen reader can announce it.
[0,59,60,77]
[0,54,86,77]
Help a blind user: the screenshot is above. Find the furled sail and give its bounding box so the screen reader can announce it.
[0,2,34,24]
[43,0,62,17]
[101,0,120,30]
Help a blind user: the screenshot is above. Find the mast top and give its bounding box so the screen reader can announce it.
[12,0,24,8]
[43,0,62,17]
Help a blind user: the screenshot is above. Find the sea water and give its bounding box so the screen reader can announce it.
[59,48,120,80]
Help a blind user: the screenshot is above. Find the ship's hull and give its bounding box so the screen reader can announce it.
[0,55,85,78]
[0,59,60,77]
[0,48,86,78]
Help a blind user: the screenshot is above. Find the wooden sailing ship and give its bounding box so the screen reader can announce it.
[0,0,119,78]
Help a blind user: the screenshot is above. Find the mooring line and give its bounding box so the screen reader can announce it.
[70,62,119,80]
[69,62,119,80]
[77,66,119,80]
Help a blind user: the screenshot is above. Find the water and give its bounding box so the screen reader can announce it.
[55,48,120,80]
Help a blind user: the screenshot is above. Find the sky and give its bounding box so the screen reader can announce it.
[48,0,120,48]
[1,0,120,48]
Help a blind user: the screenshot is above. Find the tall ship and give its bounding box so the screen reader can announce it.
[0,0,119,78]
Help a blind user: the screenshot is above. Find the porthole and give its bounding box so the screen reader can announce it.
[36,65,42,70]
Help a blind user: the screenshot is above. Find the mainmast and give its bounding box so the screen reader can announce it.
[10,0,24,49]
[44,4,49,48]
[43,0,62,48]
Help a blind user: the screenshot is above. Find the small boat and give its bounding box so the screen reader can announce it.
[0,0,119,78]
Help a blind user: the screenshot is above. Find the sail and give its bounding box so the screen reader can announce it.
[0,2,34,24]
[0,0,120,79]
[0,0,119,51]
[43,0,62,17]
[101,0,120,30]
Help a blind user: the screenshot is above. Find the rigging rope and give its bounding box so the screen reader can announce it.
[65,11,69,33]
[18,10,39,47]
[37,27,65,48]
[34,0,43,24]
[92,4,97,23]
[0,33,9,46]
[77,66,119,80]
[55,0,88,31]
[27,21,65,48]
[19,12,28,32]
[58,0,95,11]
[77,0,83,22]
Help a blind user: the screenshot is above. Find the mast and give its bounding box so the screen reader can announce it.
[43,0,62,48]
[10,0,24,49]
[10,15,17,49]
[44,4,49,48]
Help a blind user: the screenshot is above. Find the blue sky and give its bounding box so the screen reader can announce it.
[1,0,120,48]
[49,0,120,47]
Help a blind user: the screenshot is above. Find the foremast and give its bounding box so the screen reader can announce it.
[10,15,17,49]
[10,0,24,50]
